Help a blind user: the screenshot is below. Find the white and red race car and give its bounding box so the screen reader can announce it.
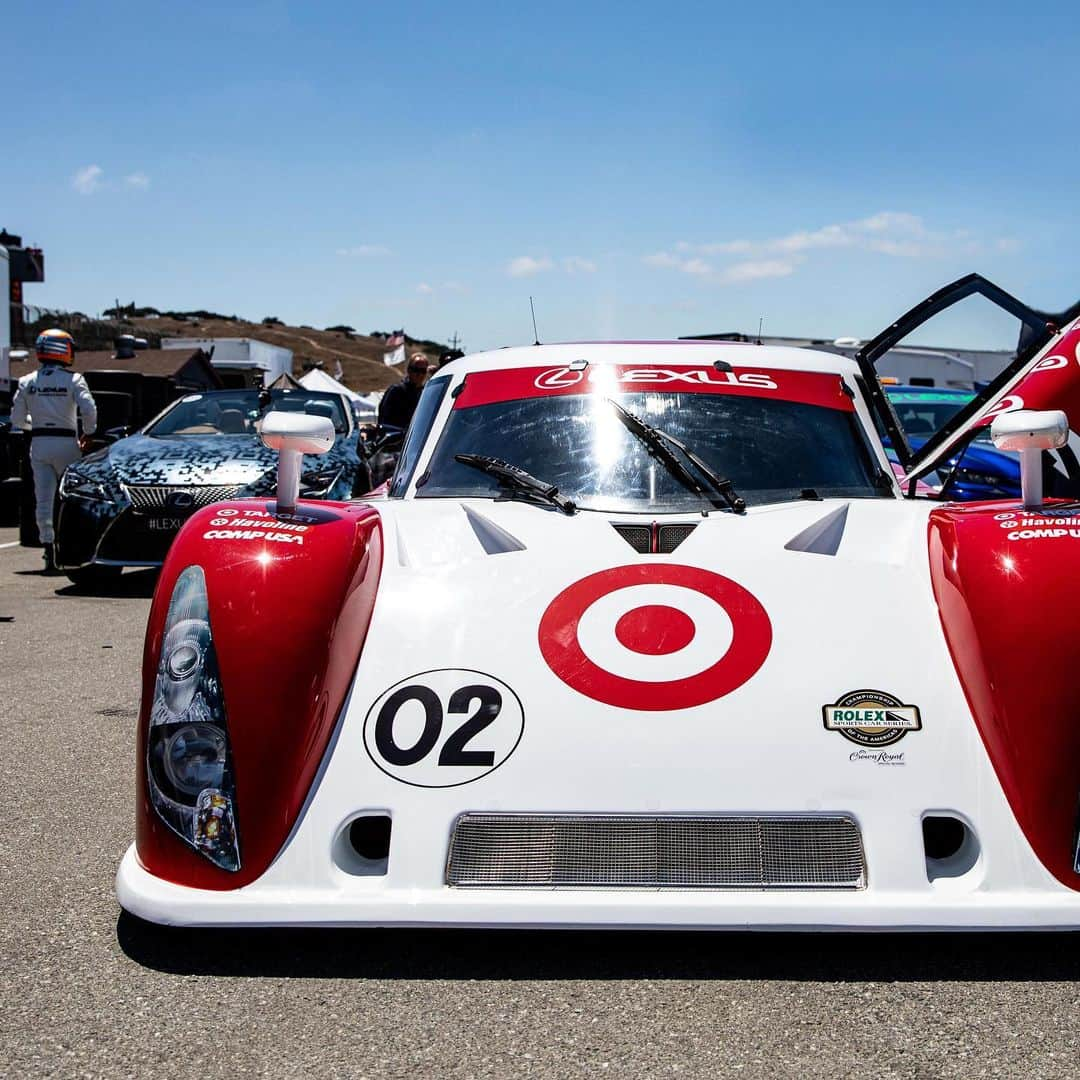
[118,276,1080,929]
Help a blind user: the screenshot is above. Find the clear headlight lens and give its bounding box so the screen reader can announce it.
[300,466,342,495]
[59,468,110,501]
[146,566,240,871]
[162,723,226,796]
[954,468,1006,489]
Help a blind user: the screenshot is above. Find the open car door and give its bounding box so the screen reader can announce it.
[855,274,1080,494]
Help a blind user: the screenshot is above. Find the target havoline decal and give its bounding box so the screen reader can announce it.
[823,690,921,749]
[538,564,772,711]
[363,669,525,787]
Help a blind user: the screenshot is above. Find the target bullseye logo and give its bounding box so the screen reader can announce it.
[538,564,772,711]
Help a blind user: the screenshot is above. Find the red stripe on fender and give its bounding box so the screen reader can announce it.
[454,365,855,412]
[135,500,383,889]
[928,502,1080,888]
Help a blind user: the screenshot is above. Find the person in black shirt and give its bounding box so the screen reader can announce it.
[378,354,429,430]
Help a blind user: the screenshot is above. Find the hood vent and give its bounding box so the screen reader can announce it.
[784,504,849,557]
[463,505,527,555]
[613,521,697,554]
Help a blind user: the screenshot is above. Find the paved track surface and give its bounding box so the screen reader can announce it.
[1,524,1079,1079]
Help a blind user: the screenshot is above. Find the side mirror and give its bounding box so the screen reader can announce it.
[991,408,1068,510]
[260,411,335,513]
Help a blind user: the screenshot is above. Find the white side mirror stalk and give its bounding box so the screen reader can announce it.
[990,409,1068,510]
[259,411,335,514]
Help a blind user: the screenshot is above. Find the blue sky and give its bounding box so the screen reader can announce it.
[5,0,1079,352]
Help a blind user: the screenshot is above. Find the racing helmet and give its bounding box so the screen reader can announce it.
[35,328,76,365]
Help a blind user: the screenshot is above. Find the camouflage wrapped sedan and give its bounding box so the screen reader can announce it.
[55,387,371,585]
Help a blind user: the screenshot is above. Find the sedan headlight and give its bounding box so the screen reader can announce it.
[147,565,240,871]
[300,466,343,496]
[954,467,1008,490]
[59,467,110,501]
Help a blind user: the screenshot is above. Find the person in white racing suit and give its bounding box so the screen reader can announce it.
[11,329,98,573]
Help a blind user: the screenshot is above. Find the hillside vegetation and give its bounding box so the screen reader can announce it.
[120,314,445,393]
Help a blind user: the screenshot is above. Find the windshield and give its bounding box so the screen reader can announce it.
[416,367,886,512]
[147,390,349,437]
[886,390,992,444]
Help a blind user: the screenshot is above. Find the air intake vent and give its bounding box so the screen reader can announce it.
[658,523,696,552]
[612,524,651,553]
[612,522,697,554]
[446,813,866,889]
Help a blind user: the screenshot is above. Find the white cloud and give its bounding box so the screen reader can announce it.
[563,256,598,274]
[717,258,800,284]
[414,280,470,297]
[337,244,391,257]
[124,171,150,190]
[506,255,554,278]
[643,252,713,276]
[72,164,103,195]
[676,239,753,256]
[647,212,985,285]
[704,212,956,261]
[643,252,681,269]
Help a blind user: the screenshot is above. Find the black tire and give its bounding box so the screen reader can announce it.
[65,564,123,588]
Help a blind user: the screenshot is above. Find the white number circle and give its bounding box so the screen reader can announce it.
[363,669,525,788]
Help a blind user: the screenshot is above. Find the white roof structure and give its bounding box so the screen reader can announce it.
[298,367,362,401]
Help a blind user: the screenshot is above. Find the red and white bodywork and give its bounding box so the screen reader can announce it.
[118,308,1080,929]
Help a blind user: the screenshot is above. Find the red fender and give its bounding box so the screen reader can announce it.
[929,501,1080,888]
[135,500,383,889]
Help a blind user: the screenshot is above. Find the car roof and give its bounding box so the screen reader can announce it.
[450,342,861,379]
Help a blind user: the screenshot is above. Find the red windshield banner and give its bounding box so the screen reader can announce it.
[453,365,855,412]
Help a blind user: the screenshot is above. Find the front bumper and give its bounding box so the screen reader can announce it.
[116,845,1080,929]
[56,499,181,569]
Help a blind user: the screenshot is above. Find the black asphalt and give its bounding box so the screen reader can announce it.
[1,522,1078,1078]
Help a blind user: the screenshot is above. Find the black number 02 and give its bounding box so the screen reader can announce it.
[374,684,502,767]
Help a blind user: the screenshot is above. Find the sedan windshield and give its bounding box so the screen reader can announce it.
[417,378,886,512]
[147,390,348,437]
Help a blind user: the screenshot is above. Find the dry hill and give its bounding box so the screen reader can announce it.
[122,315,445,393]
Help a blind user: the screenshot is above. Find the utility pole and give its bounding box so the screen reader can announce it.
[449,331,462,352]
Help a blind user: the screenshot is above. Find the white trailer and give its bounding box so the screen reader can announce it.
[161,337,293,386]
[873,346,977,388]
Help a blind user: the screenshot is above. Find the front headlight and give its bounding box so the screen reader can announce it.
[147,565,240,871]
[954,467,1007,490]
[59,467,110,501]
[300,466,343,496]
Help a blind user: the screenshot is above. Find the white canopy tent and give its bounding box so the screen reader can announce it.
[298,368,381,421]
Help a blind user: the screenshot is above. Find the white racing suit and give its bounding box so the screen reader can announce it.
[11,363,98,544]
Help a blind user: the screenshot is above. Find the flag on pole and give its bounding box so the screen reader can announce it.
[383,343,406,367]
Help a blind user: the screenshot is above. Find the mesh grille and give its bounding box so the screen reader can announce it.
[612,524,651,552]
[612,523,697,554]
[658,523,697,552]
[447,814,866,889]
[124,484,243,510]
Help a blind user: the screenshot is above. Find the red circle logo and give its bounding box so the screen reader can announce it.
[538,564,772,711]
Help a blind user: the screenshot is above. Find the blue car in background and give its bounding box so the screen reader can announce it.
[884,385,1021,500]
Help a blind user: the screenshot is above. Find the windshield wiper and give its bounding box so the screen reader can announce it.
[606,398,746,514]
[454,454,577,514]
